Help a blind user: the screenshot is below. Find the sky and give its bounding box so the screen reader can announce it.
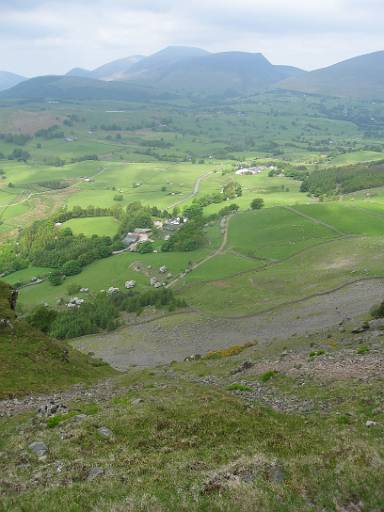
[0,0,382,76]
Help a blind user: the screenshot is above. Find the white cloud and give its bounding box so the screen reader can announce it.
[0,0,382,75]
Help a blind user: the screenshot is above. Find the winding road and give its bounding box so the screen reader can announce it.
[166,214,232,288]
[167,171,213,209]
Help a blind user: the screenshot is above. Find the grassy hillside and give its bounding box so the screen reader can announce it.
[0,70,26,92]
[1,323,383,510]
[0,281,114,398]
[280,50,384,100]
[153,52,304,95]
[0,76,157,101]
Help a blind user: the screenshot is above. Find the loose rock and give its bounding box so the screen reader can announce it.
[29,441,48,459]
[97,426,113,438]
[87,467,104,480]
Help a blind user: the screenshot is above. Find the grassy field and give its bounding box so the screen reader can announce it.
[2,93,384,320]
[62,216,119,237]
[175,202,384,316]
[180,235,384,317]
[227,207,337,260]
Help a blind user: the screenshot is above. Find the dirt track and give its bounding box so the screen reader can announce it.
[73,278,384,370]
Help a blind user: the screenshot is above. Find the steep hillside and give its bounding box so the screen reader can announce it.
[123,46,211,80]
[280,50,384,100]
[0,75,157,101]
[66,67,93,78]
[0,282,114,398]
[153,52,304,95]
[91,55,144,80]
[0,70,26,92]
[1,320,383,510]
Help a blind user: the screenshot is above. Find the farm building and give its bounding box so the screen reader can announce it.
[235,165,277,176]
[122,233,140,247]
[235,166,263,176]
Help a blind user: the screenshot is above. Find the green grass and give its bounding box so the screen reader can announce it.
[0,282,114,398]
[1,345,383,511]
[227,207,337,260]
[186,253,264,282]
[179,236,384,316]
[17,247,212,307]
[2,266,51,285]
[62,217,119,237]
[294,203,384,236]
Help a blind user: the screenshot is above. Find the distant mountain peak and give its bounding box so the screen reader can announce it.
[0,70,26,92]
[280,50,384,100]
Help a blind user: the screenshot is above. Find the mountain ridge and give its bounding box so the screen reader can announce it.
[280,50,384,99]
[0,70,26,92]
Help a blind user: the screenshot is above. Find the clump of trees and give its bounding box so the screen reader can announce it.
[119,202,154,235]
[35,125,64,140]
[27,288,186,339]
[0,133,31,145]
[7,148,31,161]
[18,220,114,276]
[218,203,239,217]
[193,182,242,209]
[251,198,264,210]
[162,205,205,252]
[300,160,384,196]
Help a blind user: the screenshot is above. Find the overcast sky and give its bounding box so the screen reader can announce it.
[0,0,382,76]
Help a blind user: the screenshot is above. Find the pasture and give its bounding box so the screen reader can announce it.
[2,93,384,323]
[62,216,119,237]
[177,202,384,316]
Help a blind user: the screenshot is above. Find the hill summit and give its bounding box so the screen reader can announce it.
[280,50,384,100]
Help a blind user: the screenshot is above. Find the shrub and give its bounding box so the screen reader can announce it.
[259,370,278,382]
[309,349,326,358]
[48,272,63,286]
[27,305,58,333]
[47,415,63,428]
[137,241,154,254]
[370,301,384,319]
[203,343,254,360]
[251,198,265,210]
[357,345,370,355]
[62,260,82,276]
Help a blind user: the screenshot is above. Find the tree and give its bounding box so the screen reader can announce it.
[48,272,63,286]
[62,260,82,276]
[251,198,265,210]
[27,305,58,333]
[137,241,154,254]
[183,203,203,220]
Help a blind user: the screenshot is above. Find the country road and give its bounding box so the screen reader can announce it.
[167,171,212,209]
[167,214,232,288]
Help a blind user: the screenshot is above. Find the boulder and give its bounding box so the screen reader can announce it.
[368,318,384,330]
[87,467,104,480]
[97,426,113,438]
[29,441,48,459]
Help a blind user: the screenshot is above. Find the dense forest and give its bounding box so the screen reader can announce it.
[300,160,384,196]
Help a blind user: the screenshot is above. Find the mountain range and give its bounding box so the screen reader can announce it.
[0,70,26,92]
[280,50,384,100]
[1,46,383,101]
